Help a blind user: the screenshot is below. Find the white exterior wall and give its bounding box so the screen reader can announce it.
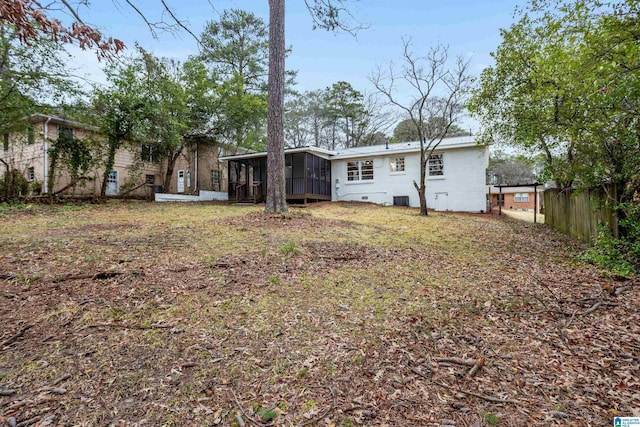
[331,146,488,212]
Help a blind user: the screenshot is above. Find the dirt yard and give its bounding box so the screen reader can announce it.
[0,201,638,426]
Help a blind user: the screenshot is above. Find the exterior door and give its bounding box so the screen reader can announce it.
[177,170,185,193]
[106,170,119,195]
[434,192,448,211]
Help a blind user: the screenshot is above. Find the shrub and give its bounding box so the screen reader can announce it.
[580,224,635,277]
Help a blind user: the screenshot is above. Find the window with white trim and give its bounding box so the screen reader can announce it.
[347,160,374,181]
[428,154,444,176]
[514,192,529,202]
[27,167,35,181]
[390,157,405,173]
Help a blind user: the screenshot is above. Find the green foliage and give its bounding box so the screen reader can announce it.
[617,202,640,270]
[392,118,467,143]
[579,225,635,277]
[200,9,269,92]
[0,23,77,135]
[48,131,93,182]
[268,275,281,285]
[199,9,270,150]
[251,404,278,422]
[1,168,29,199]
[284,84,389,150]
[92,47,217,194]
[278,241,301,257]
[469,0,640,194]
[483,411,499,426]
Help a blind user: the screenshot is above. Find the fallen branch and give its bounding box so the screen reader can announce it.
[615,285,631,296]
[465,358,485,379]
[52,176,92,196]
[82,323,175,331]
[620,353,640,362]
[16,415,42,427]
[53,374,71,386]
[581,301,617,316]
[301,386,337,426]
[1,324,33,348]
[435,357,476,367]
[411,365,514,404]
[53,272,124,283]
[229,386,274,427]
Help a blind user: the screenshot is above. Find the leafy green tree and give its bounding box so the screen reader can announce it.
[325,81,366,149]
[468,0,640,196]
[199,9,269,151]
[200,9,269,93]
[392,118,467,142]
[0,23,75,135]
[93,55,148,196]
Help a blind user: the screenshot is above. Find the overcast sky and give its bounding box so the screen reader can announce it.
[65,0,523,132]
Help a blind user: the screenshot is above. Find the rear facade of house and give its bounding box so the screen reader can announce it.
[222,136,489,212]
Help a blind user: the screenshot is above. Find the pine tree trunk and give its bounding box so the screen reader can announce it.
[265,0,287,213]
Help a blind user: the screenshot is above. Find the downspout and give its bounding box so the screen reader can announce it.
[43,116,52,194]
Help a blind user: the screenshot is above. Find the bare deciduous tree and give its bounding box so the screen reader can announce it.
[370,39,472,216]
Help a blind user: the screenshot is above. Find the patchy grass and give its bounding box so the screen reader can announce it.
[0,201,638,426]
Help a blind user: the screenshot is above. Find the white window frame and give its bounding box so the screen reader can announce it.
[428,153,444,177]
[514,192,529,203]
[390,156,405,173]
[347,159,374,182]
[27,166,35,181]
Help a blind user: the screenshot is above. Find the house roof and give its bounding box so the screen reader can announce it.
[28,114,99,132]
[487,185,544,194]
[219,135,481,162]
[219,146,335,161]
[331,135,479,160]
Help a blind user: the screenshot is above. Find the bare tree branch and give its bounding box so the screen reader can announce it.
[369,39,472,215]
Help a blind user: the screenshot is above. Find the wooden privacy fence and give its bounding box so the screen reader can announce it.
[544,186,618,243]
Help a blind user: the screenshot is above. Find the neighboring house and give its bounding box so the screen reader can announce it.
[221,136,489,212]
[487,185,543,212]
[1,114,230,198]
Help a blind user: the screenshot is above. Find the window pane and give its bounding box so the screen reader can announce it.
[391,157,405,172]
[361,160,374,180]
[428,154,443,176]
[347,162,359,181]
